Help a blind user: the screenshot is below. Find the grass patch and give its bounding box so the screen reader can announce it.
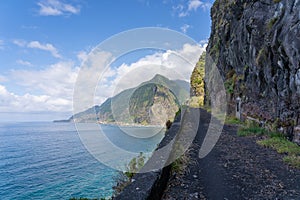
[257,133,300,168]
[171,154,190,175]
[257,137,300,155]
[225,116,243,125]
[237,121,267,136]
[283,156,300,168]
[233,116,300,168]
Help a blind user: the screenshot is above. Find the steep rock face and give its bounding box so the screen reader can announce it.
[207,0,300,141]
[129,83,179,125]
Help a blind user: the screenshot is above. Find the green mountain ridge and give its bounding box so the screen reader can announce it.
[67,74,189,125]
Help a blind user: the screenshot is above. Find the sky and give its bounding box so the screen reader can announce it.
[0,0,214,122]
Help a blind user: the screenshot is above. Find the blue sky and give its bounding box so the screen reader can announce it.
[0,0,214,121]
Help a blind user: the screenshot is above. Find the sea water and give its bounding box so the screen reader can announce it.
[0,122,164,200]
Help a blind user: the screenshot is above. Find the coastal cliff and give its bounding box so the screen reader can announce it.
[206,0,300,141]
[68,74,189,126]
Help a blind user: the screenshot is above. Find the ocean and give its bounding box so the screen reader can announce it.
[0,122,164,200]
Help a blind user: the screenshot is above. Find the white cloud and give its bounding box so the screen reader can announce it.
[172,4,186,17]
[73,50,115,112]
[70,43,205,113]
[95,43,206,101]
[16,59,33,67]
[174,0,212,17]
[0,84,72,112]
[188,0,202,11]
[179,12,188,17]
[180,24,190,33]
[4,62,78,113]
[12,61,78,98]
[21,25,38,29]
[199,39,209,45]
[77,50,88,63]
[188,0,211,12]
[37,0,81,16]
[28,41,61,58]
[2,52,113,114]
[13,39,27,47]
[2,43,206,115]
[13,39,61,58]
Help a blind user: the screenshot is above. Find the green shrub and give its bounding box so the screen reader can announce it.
[269,131,285,138]
[224,79,234,94]
[224,70,244,95]
[171,151,190,175]
[169,140,191,176]
[112,172,130,197]
[175,108,181,118]
[112,152,145,196]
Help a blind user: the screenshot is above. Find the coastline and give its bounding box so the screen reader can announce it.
[54,119,165,128]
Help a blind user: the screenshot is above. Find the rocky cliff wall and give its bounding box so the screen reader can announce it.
[206,0,300,141]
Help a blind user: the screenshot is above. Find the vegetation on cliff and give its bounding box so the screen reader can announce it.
[189,51,205,107]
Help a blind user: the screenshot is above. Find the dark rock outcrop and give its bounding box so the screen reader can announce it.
[206,0,300,141]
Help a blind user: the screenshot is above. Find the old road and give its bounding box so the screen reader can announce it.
[162,108,300,200]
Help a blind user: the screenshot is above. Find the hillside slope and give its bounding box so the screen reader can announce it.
[70,74,189,125]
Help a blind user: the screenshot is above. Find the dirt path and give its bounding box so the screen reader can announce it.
[162,109,300,199]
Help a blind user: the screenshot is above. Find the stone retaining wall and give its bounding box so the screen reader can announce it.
[114,113,181,200]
